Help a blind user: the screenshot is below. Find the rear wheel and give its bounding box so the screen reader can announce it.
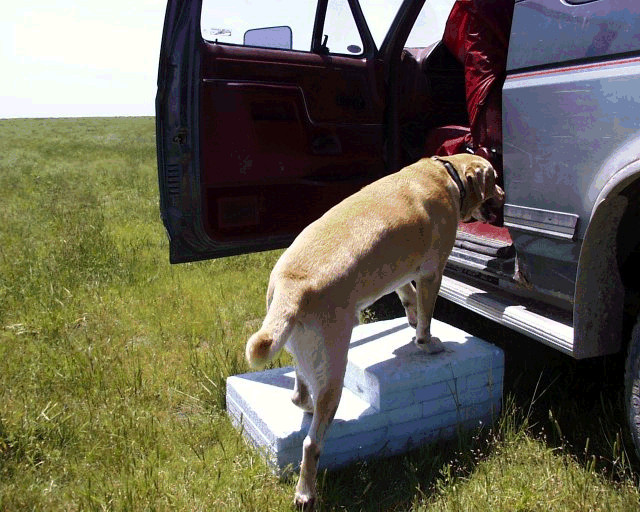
[624,315,640,458]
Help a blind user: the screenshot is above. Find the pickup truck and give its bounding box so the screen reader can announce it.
[155,0,640,457]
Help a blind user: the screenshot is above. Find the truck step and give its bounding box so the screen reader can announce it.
[455,230,515,258]
[448,248,515,275]
[449,230,515,276]
[439,274,574,355]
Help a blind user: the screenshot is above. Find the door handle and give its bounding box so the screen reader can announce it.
[311,134,341,155]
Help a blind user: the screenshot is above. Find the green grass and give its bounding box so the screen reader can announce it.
[1,117,639,510]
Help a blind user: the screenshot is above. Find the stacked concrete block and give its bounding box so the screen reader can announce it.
[226,317,503,474]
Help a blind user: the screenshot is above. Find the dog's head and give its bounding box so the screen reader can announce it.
[440,154,505,223]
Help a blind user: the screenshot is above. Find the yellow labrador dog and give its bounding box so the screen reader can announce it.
[245,154,504,508]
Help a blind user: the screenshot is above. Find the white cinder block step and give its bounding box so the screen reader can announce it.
[227,367,386,472]
[344,317,504,412]
[226,317,503,474]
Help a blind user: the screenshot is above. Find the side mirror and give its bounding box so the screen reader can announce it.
[244,26,293,50]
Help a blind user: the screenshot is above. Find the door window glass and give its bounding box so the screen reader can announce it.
[323,0,364,55]
[358,0,454,50]
[201,0,365,55]
[405,0,455,48]
[358,0,404,49]
[201,0,316,51]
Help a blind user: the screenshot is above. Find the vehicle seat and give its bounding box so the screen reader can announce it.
[425,0,514,178]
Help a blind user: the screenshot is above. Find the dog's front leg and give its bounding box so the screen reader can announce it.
[414,274,445,354]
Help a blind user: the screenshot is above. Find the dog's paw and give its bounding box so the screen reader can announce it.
[294,491,316,510]
[415,335,445,354]
[291,392,314,413]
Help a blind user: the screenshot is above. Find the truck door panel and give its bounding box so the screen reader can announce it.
[157,0,385,262]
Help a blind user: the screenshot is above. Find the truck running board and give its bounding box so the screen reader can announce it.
[439,274,574,356]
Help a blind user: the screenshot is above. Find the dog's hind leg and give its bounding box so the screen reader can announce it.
[293,316,352,509]
[294,384,341,508]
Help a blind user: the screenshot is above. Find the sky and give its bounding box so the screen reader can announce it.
[1,1,453,119]
[1,1,166,119]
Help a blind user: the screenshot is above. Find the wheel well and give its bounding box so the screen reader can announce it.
[574,191,626,357]
[617,179,640,347]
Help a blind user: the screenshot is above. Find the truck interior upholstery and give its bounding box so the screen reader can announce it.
[400,0,514,181]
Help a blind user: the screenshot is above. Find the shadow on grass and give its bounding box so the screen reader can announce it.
[433,297,637,474]
[313,294,639,510]
[314,425,495,510]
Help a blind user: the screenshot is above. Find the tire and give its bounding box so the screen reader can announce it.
[624,315,640,459]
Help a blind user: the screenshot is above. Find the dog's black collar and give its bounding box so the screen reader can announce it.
[432,156,466,206]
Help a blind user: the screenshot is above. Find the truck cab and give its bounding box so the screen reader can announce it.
[156,0,640,455]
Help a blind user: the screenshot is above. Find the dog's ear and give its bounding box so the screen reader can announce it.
[466,166,488,202]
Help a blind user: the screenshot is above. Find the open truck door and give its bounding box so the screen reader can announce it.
[156,0,388,263]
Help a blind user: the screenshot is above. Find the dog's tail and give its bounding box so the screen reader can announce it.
[245,289,297,369]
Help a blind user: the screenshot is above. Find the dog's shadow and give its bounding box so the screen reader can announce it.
[391,338,456,358]
[348,323,407,350]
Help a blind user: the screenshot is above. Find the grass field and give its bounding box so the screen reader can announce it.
[1,117,639,510]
